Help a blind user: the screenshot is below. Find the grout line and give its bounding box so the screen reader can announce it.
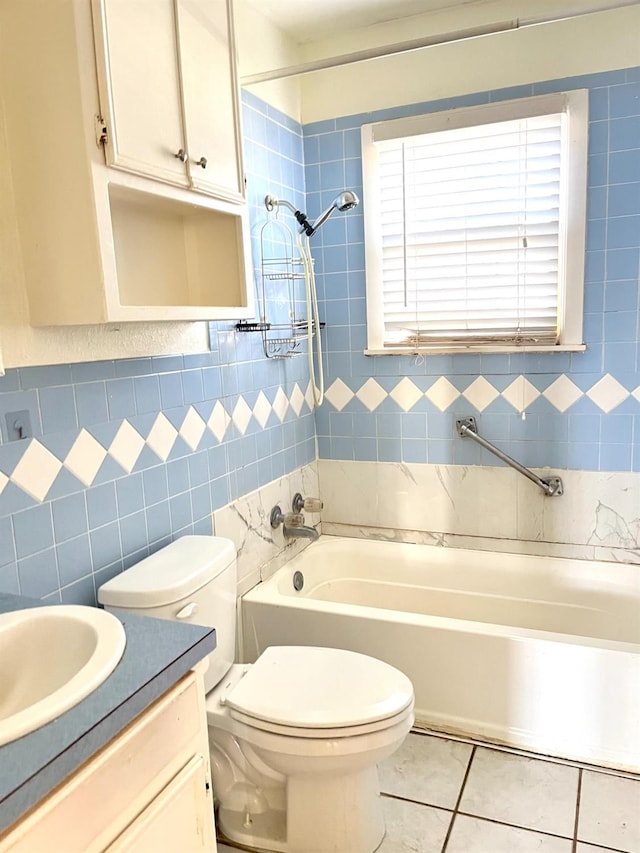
[572,768,582,853]
[440,744,476,852]
[454,809,575,843]
[411,725,640,782]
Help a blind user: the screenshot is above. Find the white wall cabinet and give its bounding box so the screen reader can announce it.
[0,671,217,853]
[0,0,253,326]
[93,0,244,202]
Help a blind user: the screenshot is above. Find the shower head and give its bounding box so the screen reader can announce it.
[309,191,359,235]
[264,191,359,238]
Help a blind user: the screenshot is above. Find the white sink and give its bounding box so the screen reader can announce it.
[0,605,126,747]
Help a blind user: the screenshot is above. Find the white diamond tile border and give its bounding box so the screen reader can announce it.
[502,376,541,413]
[273,387,290,422]
[253,391,272,428]
[180,407,207,449]
[11,439,63,502]
[390,377,423,412]
[290,383,305,416]
[425,377,460,411]
[586,374,630,413]
[108,421,145,474]
[325,378,354,412]
[146,413,178,462]
[463,376,500,412]
[542,376,583,413]
[356,378,387,412]
[0,471,7,496]
[231,396,253,436]
[208,401,230,442]
[305,380,315,411]
[64,429,108,486]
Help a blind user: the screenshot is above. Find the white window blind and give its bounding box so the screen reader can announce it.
[362,91,588,354]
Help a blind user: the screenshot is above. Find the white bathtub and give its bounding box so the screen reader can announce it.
[242,536,640,772]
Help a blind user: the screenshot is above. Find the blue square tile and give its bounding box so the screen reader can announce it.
[86,482,118,530]
[146,500,171,544]
[18,548,59,598]
[61,575,96,606]
[0,390,43,442]
[75,382,109,427]
[116,473,145,516]
[0,516,16,567]
[39,386,78,435]
[13,504,54,558]
[159,373,184,409]
[610,81,640,118]
[167,457,190,495]
[90,520,122,570]
[106,378,137,420]
[120,511,148,556]
[52,492,88,543]
[133,375,161,414]
[599,442,632,471]
[170,492,192,531]
[57,533,92,586]
[0,563,20,595]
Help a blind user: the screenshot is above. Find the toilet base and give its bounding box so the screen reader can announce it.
[217,766,385,853]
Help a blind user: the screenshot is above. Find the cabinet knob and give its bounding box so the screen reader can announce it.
[195,156,207,169]
[174,148,188,163]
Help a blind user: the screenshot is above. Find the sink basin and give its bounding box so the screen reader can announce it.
[0,605,126,747]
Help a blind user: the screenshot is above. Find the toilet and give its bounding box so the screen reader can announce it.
[98,535,414,853]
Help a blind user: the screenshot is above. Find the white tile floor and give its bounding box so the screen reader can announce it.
[217,730,640,853]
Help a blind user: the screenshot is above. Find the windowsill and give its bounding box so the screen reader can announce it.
[364,344,587,356]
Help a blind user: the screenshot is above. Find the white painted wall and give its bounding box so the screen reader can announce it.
[235,0,302,120]
[242,1,639,123]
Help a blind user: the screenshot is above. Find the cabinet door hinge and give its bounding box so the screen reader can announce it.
[95,115,108,147]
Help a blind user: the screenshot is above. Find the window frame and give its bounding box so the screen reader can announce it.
[361,90,589,355]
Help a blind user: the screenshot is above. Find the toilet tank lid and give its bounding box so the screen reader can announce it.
[97,536,236,608]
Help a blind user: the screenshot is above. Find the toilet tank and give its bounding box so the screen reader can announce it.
[97,536,236,693]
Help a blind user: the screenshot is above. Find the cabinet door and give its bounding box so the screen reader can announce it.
[92,0,189,187]
[177,0,244,201]
[106,755,216,853]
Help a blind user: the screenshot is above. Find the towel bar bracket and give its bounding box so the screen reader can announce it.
[455,416,564,497]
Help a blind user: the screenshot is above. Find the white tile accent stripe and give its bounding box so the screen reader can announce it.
[11,440,62,502]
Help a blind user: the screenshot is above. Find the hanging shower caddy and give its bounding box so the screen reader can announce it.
[235,214,322,359]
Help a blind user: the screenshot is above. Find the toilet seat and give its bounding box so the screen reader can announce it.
[218,646,414,738]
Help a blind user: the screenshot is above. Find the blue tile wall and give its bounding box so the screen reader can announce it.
[0,92,314,604]
[304,68,640,473]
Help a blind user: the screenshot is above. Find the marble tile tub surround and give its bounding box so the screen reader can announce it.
[319,459,640,564]
[306,67,640,476]
[212,461,321,597]
[0,92,315,604]
[218,730,640,853]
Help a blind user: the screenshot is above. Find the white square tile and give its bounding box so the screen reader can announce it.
[11,439,62,501]
[578,770,640,852]
[208,401,230,442]
[231,396,253,436]
[377,795,451,853]
[502,376,541,413]
[462,376,500,412]
[542,375,583,412]
[390,377,423,412]
[356,377,387,412]
[586,374,630,413]
[272,387,290,422]
[459,748,578,837]
[425,376,460,411]
[324,378,354,412]
[252,390,272,428]
[145,413,178,461]
[289,382,305,416]
[64,429,107,487]
[576,845,619,852]
[108,421,145,474]
[180,406,207,449]
[379,733,472,809]
[446,814,572,853]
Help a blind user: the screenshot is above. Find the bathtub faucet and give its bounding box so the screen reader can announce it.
[270,505,319,541]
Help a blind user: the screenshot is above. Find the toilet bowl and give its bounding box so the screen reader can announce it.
[98,536,415,853]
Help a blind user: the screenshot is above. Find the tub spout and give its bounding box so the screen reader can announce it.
[283,523,319,541]
[270,505,319,541]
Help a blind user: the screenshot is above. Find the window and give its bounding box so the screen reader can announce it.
[362,91,588,353]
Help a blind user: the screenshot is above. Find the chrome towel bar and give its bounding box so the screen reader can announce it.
[456,416,564,496]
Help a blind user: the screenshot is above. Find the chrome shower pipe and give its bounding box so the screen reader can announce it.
[456,417,564,496]
[265,192,359,237]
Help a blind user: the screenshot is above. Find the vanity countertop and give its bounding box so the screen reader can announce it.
[0,592,216,833]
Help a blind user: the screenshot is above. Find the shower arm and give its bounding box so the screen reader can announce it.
[456,417,564,496]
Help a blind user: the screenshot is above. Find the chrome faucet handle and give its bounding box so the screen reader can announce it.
[292,492,323,513]
[270,506,304,529]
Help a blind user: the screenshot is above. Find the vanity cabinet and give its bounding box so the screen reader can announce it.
[0,0,253,326]
[0,670,217,853]
[93,0,244,202]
